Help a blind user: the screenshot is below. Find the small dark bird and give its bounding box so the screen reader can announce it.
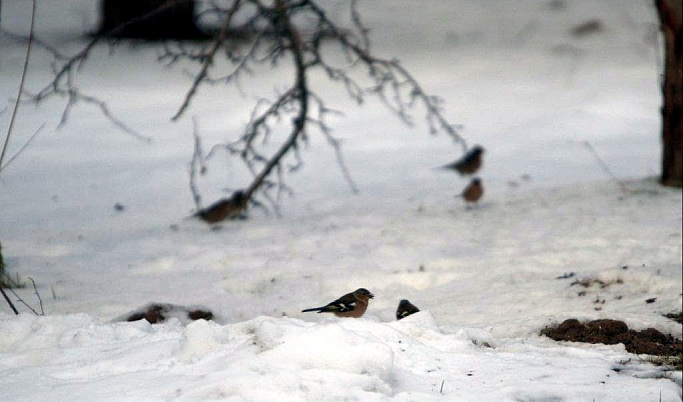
[196,190,247,224]
[462,178,484,205]
[301,288,374,318]
[396,299,420,320]
[440,145,485,175]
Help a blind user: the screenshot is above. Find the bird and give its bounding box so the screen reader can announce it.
[439,145,485,175]
[301,288,374,318]
[462,178,484,205]
[195,190,248,223]
[396,299,420,320]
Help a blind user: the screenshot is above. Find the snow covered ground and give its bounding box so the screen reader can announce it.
[0,0,681,401]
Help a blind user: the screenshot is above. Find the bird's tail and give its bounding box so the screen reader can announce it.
[434,162,459,171]
[301,307,324,313]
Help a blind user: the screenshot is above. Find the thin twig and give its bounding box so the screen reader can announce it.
[584,141,629,194]
[0,0,37,171]
[189,116,205,211]
[27,277,44,315]
[0,123,45,173]
[60,92,150,142]
[7,287,39,315]
[308,93,358,193]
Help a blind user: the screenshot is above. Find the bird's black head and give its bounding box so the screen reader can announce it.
[356,288,374,299]
[470,145,484,156]
[232,190,246,203]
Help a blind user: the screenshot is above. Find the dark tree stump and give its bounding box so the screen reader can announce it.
[656,0,682,188]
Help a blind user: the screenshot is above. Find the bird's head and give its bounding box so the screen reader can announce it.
[471,145,484,155]
[355,288,374,299]
[232,190,246,203]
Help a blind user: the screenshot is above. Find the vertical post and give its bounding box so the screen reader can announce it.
[656,0,682,187]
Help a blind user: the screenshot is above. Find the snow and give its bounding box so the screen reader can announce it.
[0,0,681,401]
[1,311,681,401]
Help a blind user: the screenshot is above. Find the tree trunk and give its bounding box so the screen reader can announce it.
[656,0,682,188]
[98,0,206,40]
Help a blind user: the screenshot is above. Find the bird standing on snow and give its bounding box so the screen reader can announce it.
[439,145,485,176]
[301,288,374,318]
[462,178,484,205]
[396,299,420,320]
[196,190,248,223]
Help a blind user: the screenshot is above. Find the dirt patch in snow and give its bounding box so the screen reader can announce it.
[541,318,682,356]
[121,303,214,324]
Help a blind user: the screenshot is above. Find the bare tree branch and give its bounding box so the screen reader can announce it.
[33,0,469,222]
[25,2,201,142]
[308,92,358,193]
[0,0,36,172]
[242,0,309,202]
[172,0,243,121]
[189,116,206,211]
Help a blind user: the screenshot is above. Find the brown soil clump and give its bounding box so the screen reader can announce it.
[541,318,682,356]
[123,302,213,324]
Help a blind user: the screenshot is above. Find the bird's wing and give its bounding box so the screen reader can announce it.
[322,294,358,313]
[398,306,419,318]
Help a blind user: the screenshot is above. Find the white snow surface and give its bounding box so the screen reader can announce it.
[0,0,681,401]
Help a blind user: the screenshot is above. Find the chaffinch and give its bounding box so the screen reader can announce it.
[440,145,485,175]
[196,190,247,223]
[301,288,374,318]
[462,178,483,204]
[396,299,420,320]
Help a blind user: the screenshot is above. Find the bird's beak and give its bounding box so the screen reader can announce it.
[368,293,375,299]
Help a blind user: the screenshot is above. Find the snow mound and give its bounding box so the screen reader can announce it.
[2,313,681,401]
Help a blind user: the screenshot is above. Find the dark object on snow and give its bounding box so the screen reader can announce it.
[541,318,682,356]
[569,19,604,37]
[121,302,213,324]
[196,190,248,224]
[664,312,683,324]
[646,297,657,304]
[98,0,207,40]
[187,309,214,321]
[396,299,420,320]
[439,145,484,176]
[462,178,484,205]
[655,0,682,187]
